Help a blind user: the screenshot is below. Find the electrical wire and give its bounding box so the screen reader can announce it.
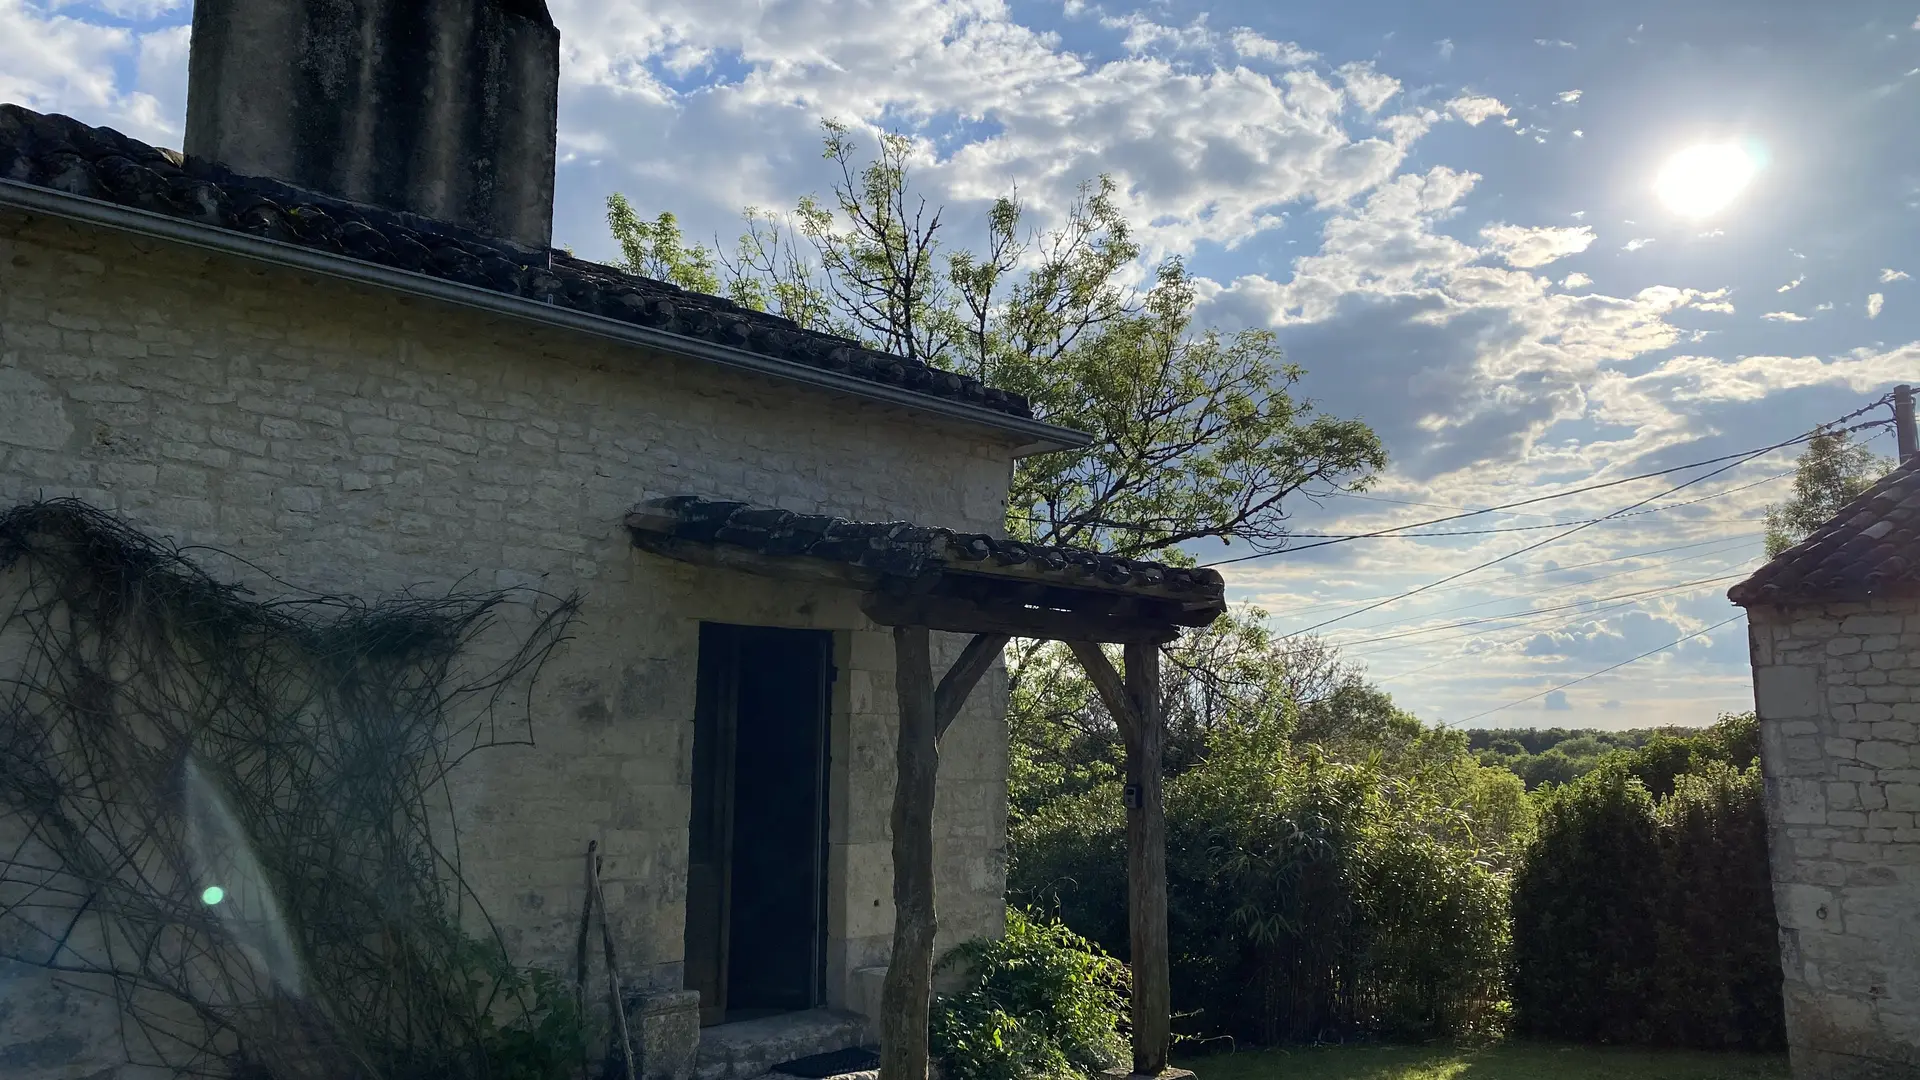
[1327,571,1755,650]
[1272,404,1894,637]
[1445,613,1748,725]
[1263,533,1764,622]
[1202,409,1891,567]
[1353,563,1760,664]
[1272,471,1788,542]
[1321,536,1760,635]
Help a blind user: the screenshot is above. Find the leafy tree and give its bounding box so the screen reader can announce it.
[605,195,721,294]
[1764,427,1893,557]
[607,121,1385,562]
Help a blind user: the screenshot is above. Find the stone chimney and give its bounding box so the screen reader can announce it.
[184,0,561,253]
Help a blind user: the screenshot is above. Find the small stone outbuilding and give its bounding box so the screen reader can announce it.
[1732,458,1920,1079]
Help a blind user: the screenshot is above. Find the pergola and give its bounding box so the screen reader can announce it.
[626,497,1227,1080]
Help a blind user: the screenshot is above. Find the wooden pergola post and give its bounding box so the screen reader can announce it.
[1069,639,1170,1078]
[879,628,1010,1080]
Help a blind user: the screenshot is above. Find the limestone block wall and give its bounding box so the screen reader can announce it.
[1748,600,1920,1079]
[0,209,1014,1074]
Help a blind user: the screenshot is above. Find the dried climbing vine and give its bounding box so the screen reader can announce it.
[0,499,584,1078]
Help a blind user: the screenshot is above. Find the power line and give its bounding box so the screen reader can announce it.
[1446,613,1747,725]
[1272,403,1894,637]
[1275,515,1760,541]
[1354,563,1759,664]
[1266,533,1764,622]
[1203,409,1891,567]
[1324,537,1760,636]
[1300,469,1789,537]
[1280,456,1764,638]
[1328,571,1754,650]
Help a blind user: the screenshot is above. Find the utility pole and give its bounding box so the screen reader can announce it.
[1897,385,1917,463]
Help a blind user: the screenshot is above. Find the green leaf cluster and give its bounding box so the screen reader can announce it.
[931,909,1130,1080]
[605,122,1384,563]
[1013,722,1522,1047]
[1508,714,1782,1050]
[1763,428,1894,558]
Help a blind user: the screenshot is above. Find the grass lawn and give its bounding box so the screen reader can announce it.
[1180,1043,1790,1080]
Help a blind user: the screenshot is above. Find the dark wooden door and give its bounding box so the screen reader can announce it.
[684,623,832,1025]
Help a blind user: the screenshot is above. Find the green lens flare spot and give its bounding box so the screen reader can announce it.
[201,885,225,906]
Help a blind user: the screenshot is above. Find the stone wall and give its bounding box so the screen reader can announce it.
[1748,600,1920,1079]
[0,209,1016,1074]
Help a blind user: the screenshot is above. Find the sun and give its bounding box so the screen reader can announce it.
[1654,142,1758,219]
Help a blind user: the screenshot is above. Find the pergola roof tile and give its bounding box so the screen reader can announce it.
[630,496,1226,601]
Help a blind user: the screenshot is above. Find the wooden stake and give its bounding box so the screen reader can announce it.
[879,624,939,1080]
[589,840,638,1080]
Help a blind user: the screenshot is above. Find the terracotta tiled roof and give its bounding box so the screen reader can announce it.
[0,104,1032,420]
[1728,456,1920,606]
[626,496,1227,616]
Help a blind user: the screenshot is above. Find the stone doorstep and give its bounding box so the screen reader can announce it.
[694,1008,872,1080]
[1102,1068,1197,1080]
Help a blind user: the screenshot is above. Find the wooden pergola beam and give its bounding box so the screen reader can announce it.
[862,592,1182,644]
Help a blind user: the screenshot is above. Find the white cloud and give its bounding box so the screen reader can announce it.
[1561,272,1593,289]
[1622,237,1655,252]
[1446,93,1509,125]
[1480,223,1596,268]
[1778,276,1804,292]
[1882,268,1910,282]
[1544,690,1572,710]
[1572,129,1584,138]
[1762,311,1809,322]
[1556,89,1582,104]
[1103,13,1214,54]
[1535,38,1576,48]
[1336,61,1400,112]
[1436,38,1454,60]
[1229,28,1317,65]
[1695,301,1736,313]
[1869,293,1887,319]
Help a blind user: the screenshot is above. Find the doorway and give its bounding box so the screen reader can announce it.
[684,623,834,1026]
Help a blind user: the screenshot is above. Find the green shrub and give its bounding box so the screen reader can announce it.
[931,909,1129,1080]
[1014,728,1513,1047]
[1509,748,1782,1050]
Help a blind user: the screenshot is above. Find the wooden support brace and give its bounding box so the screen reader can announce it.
[935,633,1011,741]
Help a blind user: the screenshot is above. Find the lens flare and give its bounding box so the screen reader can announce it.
[201,885,226,906]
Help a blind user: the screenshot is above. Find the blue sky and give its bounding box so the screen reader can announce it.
[7,0,1919,729]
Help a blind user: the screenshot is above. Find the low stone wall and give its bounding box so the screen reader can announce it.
[1747,601,1920,1078]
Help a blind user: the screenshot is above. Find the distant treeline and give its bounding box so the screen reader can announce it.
[1465,725,1720,790]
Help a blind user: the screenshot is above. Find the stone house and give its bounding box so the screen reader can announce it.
[1731,458,1920,1079]
[0,2,1222,1077]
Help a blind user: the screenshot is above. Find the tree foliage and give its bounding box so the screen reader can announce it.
[930,909,1129,1080]
[1012,723,1518,1046]
[1508,714,1781,1050]
[606,121,1385,562]
[606,194,721,294]
[1764,428,1893,557]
